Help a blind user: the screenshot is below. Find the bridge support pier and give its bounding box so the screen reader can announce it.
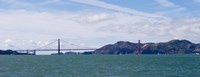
[58,39,61,55]
[33,50,36,55]
[138,40,141,54]
[26,50,29,54]
[135,40,141,55]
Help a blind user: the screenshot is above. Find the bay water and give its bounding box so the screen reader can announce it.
[0,55,199,77]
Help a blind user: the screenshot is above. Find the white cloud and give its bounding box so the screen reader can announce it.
[0,11,104,39]
[0,39,56,51]
[73,12,200,43]
[0,0,31,7]
[69,0,165,18]
[0,0,66,9]
[0,10,117,49]
[1,10,200,50]
[154,0,187,18]
[154,0,187,11]
[85,13,112,22]
[194,0,200,3]
[154,0,176,7]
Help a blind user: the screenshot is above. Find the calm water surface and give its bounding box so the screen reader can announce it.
[0,55,199,77]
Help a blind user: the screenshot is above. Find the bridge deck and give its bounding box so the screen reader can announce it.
[14,48,97,51]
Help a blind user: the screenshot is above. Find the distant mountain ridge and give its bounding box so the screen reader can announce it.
[93,41,138,54]
[93,39,200,54]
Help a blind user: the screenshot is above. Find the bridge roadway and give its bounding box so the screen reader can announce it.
[14,48,98,52]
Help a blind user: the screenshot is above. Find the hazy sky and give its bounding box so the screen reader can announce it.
[0,0,200,50]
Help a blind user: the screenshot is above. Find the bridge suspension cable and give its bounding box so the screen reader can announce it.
[60,39,93,49]
[35,39,58,50]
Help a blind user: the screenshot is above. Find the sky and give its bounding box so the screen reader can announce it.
[0,0,200,50]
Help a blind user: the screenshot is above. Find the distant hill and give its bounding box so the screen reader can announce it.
[93,40,200,54]
[0,50,31,55]
[93,41,138,54]
[0,50,18,55]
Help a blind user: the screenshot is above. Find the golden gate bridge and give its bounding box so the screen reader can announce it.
[13,39,97,55]
[12,39,146,55]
